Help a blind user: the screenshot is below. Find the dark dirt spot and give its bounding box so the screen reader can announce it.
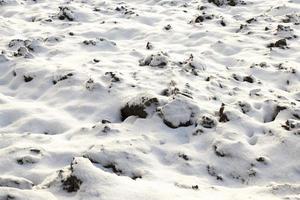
[101,119,111,124]
[93,58,100,63]
[276,25,293,33]
[243,76,254,83]
[267,39,287,49]
[120,95,159,121]
[105,72,120,82]
[161,87,180,97]
[161,86,192,99]
[194,14,214,23]
[198,115,216,128]
[177,54,204,76]
[62,175,82,193]
[220,20,226,26]
[213,144,227,157]
[103,163,123,175]
[57,7,74,21]
[230,174,246,183]
[195,15,205,23]
[8,39,24,48]
[192,185,199,190]
[198,6,206,10]
[282,119,299,131]
[256,157,267,164]
[23,75,33,82]
[115,5,136,16]
[164,24,172,31]
[85,78,95,91]
[207,165,223,181]
[30,148,41,154]
[208,0,244,7]
[13,47,31,57]
[192,128,204,136]
[248,168,256,177]
[146,42,153,50]
[53,73,73,85]
[233,74,255,83]
[44,19,53,22]
[121,104,147,120]
[238,101,251,114]
[16,157,36,165]
[6,195,15,200]
[102,125,111,133]
[237,24,248,32]
[139,53,168,68]
[163,119,192,129]
[293,113,300,120]
[131,174,142,180]
[246,18,256,24]
[83,40,97,46]
[178,153,190,161]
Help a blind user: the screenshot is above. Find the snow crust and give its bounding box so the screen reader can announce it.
[0,0,299,199]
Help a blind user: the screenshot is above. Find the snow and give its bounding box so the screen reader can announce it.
[158,97,199,128]
[0,0,299,199]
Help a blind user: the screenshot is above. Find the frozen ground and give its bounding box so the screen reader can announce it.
[0,0,300,199]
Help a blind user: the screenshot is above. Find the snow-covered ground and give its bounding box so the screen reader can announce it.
[0,0,300,199]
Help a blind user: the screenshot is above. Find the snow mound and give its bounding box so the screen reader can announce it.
[0,175,33,189]
[139,52,169,68]
[158,97,200,128]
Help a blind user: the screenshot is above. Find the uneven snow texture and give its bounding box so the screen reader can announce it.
[0,0,300,199]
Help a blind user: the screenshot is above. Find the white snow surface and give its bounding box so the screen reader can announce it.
[0,0,300,199]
